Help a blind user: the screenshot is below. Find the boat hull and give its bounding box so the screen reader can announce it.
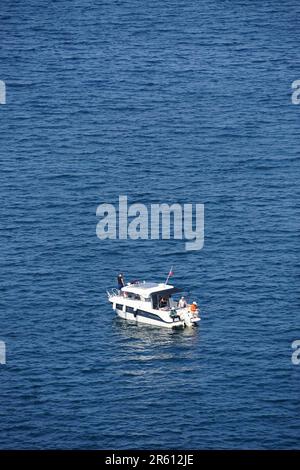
[115,307,185,328]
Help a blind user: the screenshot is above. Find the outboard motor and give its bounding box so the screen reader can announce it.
[181,311,192,327]
[180,310,201,327]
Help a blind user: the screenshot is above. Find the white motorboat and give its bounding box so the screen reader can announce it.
[107,281,201,328]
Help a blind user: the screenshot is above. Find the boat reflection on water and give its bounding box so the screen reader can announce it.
[113,316,198,342]
[111,317,200,373]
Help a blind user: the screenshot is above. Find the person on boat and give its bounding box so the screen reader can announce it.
[190,301,198,313]
[159,297,168,308]
[117,273,125,291]
[178,296,187,308]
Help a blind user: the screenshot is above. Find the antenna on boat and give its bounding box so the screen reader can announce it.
[165,266,174,285]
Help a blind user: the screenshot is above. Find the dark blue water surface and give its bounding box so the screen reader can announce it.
[1,0,300,449]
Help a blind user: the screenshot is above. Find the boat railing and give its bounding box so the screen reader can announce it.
[106,288,120,298]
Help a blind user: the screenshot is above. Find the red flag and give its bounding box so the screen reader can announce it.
[165,266,174,284]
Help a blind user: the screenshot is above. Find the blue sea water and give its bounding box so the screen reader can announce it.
[0,0,300,449]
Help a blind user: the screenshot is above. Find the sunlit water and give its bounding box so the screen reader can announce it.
[0,0,299,449]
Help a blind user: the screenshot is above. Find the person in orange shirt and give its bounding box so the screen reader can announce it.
[190,301,198,313]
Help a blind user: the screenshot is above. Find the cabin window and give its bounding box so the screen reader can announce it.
[116,303,123,310]
[127,293,140,301]
[126,306,134,313]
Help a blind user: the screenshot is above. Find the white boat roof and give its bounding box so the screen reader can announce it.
[122,282,177,297]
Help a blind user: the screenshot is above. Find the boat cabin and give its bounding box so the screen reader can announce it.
[121,282,180,310]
